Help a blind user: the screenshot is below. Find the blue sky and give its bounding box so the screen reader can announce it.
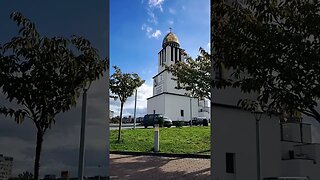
[0,0,209,176]
[110,0,210,117]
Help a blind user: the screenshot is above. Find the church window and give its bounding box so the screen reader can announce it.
[180,110,184,117]
[171,46,174,61]
[163,48,166,65]
[226,153,235,173]
[175,47,178,62]
[179,49,181,61]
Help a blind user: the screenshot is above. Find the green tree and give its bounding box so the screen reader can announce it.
[168,47,211,100]
[110,66,144,143]
[170,0,320,123]
[212,0,320,122]
[0,12,107,179]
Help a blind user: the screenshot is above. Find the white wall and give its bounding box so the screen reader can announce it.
[259,114,282,178]
[147,93,198,122]
[281,141,302,160]
[281,159,320,179]
[147,95,165,115]
[302,113,320,143]
[294,144,320,164]
[153,70,188,96]
[213,87,258,107]
[165,72,188,95]
[164,94,197,121]
[211,106,282,180]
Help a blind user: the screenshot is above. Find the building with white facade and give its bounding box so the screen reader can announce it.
[0,154,13,180]
[210,7,320,178]
[147,30,210,122]
[212,75,320,180]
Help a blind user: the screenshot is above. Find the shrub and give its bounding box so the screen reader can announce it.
[203,119,209,126]
[158,117,164,127]
[173,121,184,127]
[110,117,120,124]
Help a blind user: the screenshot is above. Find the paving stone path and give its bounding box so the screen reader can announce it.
[110,154,210,180]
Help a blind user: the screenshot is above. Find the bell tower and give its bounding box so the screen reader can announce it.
[153,29,187,96]
[147,29,200,122]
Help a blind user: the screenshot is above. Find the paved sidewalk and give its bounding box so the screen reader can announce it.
[110,154,210,180]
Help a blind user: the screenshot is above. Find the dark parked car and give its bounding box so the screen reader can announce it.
[143,114,172,128]
[191,117,209,126]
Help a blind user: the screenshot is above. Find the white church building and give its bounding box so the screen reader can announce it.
[147,30,210,122]
[211,55,320,180]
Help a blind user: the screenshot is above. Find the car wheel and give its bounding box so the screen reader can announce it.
[144,125,148,128]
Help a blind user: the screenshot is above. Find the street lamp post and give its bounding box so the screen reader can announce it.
[253,105,263,180]
[190,97,193,126]
[133,89,137,129]
[78,83,91,180]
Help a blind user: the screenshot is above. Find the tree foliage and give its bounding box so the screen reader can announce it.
[168,47,211,100]
[212,0,320,122]
[110,66,144,142]
[169,0,320,123]
[0,12,107,179]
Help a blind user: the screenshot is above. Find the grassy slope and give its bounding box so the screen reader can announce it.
[110,126,210,154]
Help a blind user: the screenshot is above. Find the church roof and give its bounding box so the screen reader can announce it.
[162,30,180,48]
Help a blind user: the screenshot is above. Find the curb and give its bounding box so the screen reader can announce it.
[110,151,211,159]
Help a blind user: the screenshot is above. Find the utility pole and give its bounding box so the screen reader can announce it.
[133,89,137,129]
[190,97,193,126]
[78,87,88,180]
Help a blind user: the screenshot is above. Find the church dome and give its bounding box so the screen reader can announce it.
[162,31,180,48]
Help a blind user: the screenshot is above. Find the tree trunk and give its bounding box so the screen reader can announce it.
[34,129,43,180]
[117,102,124,143]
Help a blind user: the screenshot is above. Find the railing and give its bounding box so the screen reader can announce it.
[280,122,312,143]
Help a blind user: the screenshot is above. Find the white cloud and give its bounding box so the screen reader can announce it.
[141,24,162,39]
[147,9,158,24]
[169,8,176,14]
[110,82,153,117]
[207,42,210,51]
[141,24,147,30]
[148,0,165,12]
[142,0,166,40]
[151,30,162,39]
[147,27,153,34]
[145,0,165,25]
[168,20,174,25]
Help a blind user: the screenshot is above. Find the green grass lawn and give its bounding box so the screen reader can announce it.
[110,126,210,154]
